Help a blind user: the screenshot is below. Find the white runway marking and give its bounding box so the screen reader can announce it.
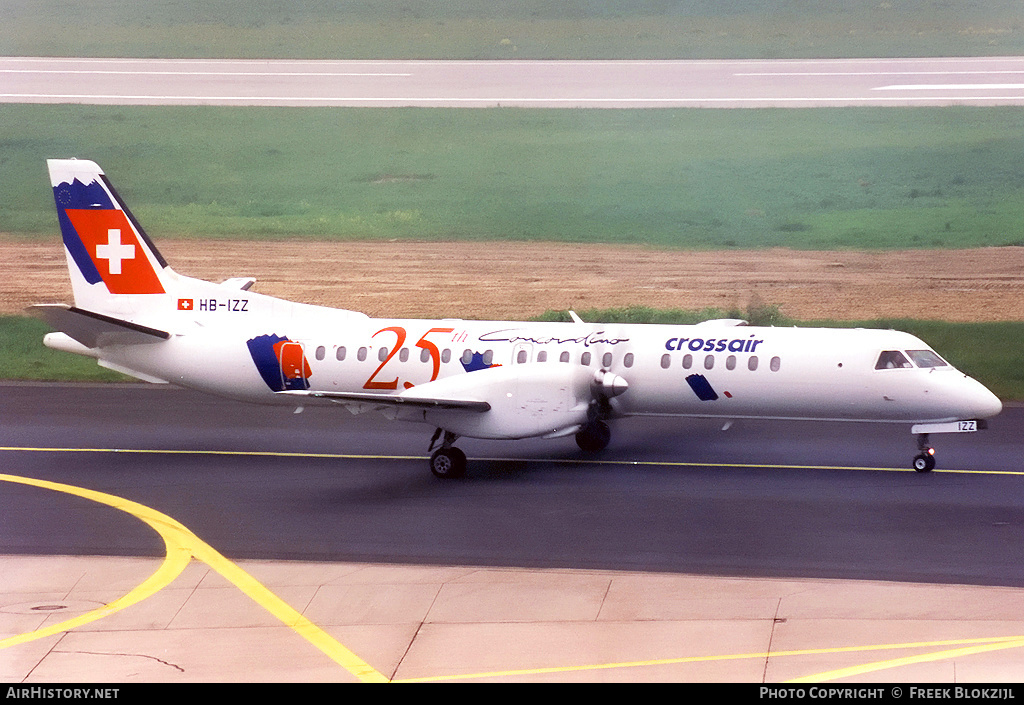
[1,69,411,77]
[875,83,1024,91]
[736,71,1024,76]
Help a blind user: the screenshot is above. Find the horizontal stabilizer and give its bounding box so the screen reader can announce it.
[30,304,170,348]
[278,389,491,412]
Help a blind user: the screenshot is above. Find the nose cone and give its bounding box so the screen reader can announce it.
[960,375,1002,419]
[972,380,1003,419]
[920,373,1002,424]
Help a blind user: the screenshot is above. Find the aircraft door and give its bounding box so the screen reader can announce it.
[276,340,311,390]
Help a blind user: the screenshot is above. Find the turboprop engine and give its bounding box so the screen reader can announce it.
[408,362,621,440]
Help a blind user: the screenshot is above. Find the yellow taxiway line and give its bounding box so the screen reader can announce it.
[4,444,1024,476]
[0,472,388,683]
[396,635,1024,683]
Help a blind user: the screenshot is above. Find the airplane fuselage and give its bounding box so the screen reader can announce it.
[38,158,1004,477]
[58,280,1000,429]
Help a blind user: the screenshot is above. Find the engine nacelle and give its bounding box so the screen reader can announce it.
[407,363,597,440]
[593,368,629,398]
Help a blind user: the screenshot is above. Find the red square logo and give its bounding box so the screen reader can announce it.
[64,209,164,294]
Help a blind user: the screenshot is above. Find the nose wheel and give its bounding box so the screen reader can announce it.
[912,451,935,472]
[913,433,935,473]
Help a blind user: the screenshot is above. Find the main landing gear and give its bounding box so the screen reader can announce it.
[427,418,615,479]
[575,393,615,453]
[913,433,936,473]
[429,429,466,479]
[575,420,611,453]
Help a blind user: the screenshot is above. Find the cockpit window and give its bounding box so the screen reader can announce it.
[875,350,912,369]
[906,349,948,368]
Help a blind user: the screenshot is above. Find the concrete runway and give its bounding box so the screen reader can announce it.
[3,56,1024,107]
[2,383,1024,682]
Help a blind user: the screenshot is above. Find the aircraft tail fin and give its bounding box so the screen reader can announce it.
[48,158,174,313]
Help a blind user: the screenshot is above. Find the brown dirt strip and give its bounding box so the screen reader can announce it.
[3,236,1023,322]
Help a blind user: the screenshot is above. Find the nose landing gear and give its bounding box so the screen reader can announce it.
[913,433,935,473]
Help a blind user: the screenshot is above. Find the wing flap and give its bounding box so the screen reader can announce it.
[278,389,491,412]
[30,303,170,348]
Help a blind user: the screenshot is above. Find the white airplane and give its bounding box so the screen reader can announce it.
[34,158,1002,478]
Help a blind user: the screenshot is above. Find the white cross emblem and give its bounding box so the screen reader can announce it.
[95,228,135,275]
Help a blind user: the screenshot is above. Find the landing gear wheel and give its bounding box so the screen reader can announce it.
[575,420,611,453]
[430,447,467,479]
[913,432,936,473]
[913,452,935,473]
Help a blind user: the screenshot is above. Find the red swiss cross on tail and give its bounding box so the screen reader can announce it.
[64,209,165,294]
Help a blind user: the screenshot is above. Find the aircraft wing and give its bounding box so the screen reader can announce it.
[278,389,491,412]
[30,304,171,348]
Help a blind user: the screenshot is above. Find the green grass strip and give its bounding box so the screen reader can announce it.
[4,0,1022,59]
[5,105,1024,250]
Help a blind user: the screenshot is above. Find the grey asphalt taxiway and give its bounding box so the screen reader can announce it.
[3,382,1024,682]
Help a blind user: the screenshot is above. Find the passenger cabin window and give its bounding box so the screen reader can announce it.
[517,349,528,364]
[357,347,368,362]
[378,347,389,362]
[420,348,431,363]
[907,350,948,368]
[581,352,592,366]
[682,354,692,369]
[770,356,781,372]
[399,348,409,362]
[336,346,346,361]
[726,355,736,370]
[623,353,634,368]
[875,350,912,369]
[704,355,714,370]
[660,353,670,369]
[537,350,548,362]
[560,351,570,363]
[748,356,758,371]
[315,345,326,361]
[602,352,613,368]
